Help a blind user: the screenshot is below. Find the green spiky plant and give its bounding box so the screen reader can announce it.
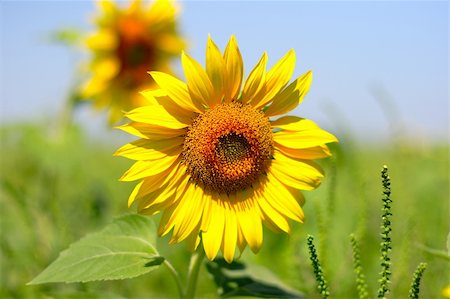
[307,235,330,299]
[307,166,428,298]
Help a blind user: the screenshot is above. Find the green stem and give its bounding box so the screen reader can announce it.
[184,249,206,299]
[163,260,184,298]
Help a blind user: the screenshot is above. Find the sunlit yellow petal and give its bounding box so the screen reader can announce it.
[271,115,319,131]
[117,122,185,140]
[149,71,203,113]
[222,201,237,263]
[200,191,213,232]
[285,185,306,207]
[132,162,185,208]
[139,171,190,215]
[262,175,304,223]
[206,35,225,106]
[114,137,183,160]
[275,144,331,160]
[242,52,267,104]
[271,152,323,190]
[181,52,215,108]
[252,49,295,109]
[170,183,205,243]
[223,35,243,102]
[273,120,338,149]
[120,154,179,181]
[256,191,291,233]
[236,197,263,253]
[140,89,196,123]
[202,197,225,261]
[125,105,190,129]
[265,70,312,117]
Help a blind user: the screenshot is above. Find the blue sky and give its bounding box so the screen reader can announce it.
[0,1,448,142]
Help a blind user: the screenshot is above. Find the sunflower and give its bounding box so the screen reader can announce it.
[116,36,338,262]
[82,0,185,124]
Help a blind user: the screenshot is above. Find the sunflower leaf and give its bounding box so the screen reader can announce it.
[206,258,305,298]
[29,214,163,284]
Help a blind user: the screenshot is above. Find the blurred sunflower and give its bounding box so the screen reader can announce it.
[82,0,185,124]
[116,36,338,262]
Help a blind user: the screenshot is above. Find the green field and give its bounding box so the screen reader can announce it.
[1,122,448,298]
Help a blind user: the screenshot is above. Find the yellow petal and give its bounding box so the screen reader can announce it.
[170,183,204,243]
[147,0,176,25]
[150,71,203,113]
[242,52,267,104]
[158,203,178,236]
[139,191,176,216]
[125,105,189,129]
[275,144,331,160]
[200,191,213,232]
[252,49,295,109]
[85,29,117,50]
[133,162,186,208]
[236,197,262,253]
[202,197,224,261]
[114,137,183,160]
[273,120,338,149]
[139,173,190,218]
[181,52,215,108]
[154,175,192,236]
[262,174,304,222]
[140,89,196,123]
[222,201,237,263]
[206,35,225,106]
[120,154,179,181]
[127,181,143,208]
[92,56,120,80]
[98,0,117,16]
[285,185,306,207]
[117,122,185,140]
[256,192,291,233]
[265,70,312,117]
[223,35,243,102]
[271,152,324,190]
[185,230,201,252]
[81,78,107,98]
[271,116,319,131]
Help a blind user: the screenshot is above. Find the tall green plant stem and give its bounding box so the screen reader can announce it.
[163,260,184,298]
[183,248,206,299]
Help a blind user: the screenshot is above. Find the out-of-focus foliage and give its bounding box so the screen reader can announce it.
[0,123,448,298]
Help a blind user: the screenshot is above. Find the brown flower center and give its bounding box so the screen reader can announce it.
[182,102,273,194]
[116,17,155,87]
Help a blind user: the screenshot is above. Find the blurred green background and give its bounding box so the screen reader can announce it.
[1,1,448,298]
[1,121,448,298]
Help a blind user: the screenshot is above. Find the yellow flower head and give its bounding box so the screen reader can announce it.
[82,0,185,123]
[116,36,338,262]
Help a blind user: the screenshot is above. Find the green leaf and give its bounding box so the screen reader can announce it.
[415,242,450,262]
[206,258,305,298]
[48,291,126,299]
[48,28,83,46]
[29,214,164,284]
